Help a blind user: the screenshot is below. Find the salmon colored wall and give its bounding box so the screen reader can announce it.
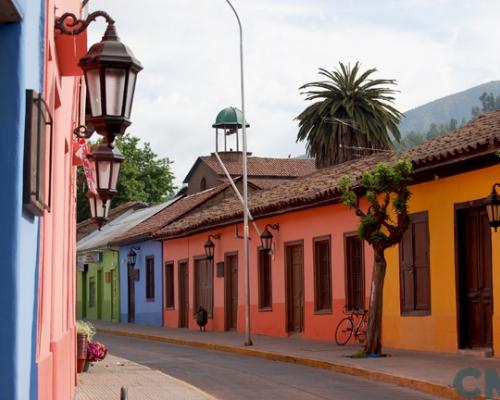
[163,201,373,341]
[383,164,500,356]
[37,1,81,398]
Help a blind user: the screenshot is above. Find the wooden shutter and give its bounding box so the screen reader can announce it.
[258,249,272,309]
[165,262,174,308]
[314,237,332,312]
[146,256,155,300]
[399,212,430,314]
[345,235,364,310]
[195,258,213,318]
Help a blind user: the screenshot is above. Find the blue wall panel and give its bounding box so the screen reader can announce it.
[0,0,44,398]
[120,240,163,325]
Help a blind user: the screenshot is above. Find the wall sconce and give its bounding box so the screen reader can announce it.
[260,224,279,253]
[87,191,110,230]
[204,234,221,261]
[485,183,500,231]
[87,142,124,202]
[126,246,140,267]
[55,11,143,147]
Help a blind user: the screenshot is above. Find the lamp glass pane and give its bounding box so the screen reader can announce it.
[97,160,111,190]
[104,199,111,219]
[87,69,102,117]
[105,68,126,116]
[95,196,106,218]
[125,71,137,118]
[89,196,96,218]
[110,161,121,191]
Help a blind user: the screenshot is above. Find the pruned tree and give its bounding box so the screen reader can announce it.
[339,160,413,355]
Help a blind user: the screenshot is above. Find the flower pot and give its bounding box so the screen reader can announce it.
[76,333,88,373]
[83,360,90,372]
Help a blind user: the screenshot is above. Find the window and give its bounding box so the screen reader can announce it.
[200,177,207,191]
[194,257,213,317]
[399,212,430,315]
[345,234,365,310]
[165,262,174,309]
[89,277,96,308]
[313,236,332,312]
[146,256,155,301]
[258,249,272,310]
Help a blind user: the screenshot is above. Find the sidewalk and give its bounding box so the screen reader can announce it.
[94,321,500,400]
[75,354,217,400]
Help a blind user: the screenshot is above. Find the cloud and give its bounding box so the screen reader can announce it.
[86,0,500,186]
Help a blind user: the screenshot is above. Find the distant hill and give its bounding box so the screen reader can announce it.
[399,80,500,135]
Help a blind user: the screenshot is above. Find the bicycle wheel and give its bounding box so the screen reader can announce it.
[356,318,367,345]
[335,317,354,345]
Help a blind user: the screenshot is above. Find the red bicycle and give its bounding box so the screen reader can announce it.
[335,307,368,345]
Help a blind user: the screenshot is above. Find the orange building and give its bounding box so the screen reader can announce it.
[156,111,500,356]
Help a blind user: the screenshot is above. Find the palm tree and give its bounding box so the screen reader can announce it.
[296,62,403,168]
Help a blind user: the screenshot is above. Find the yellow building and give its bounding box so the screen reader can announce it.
[383,111,500,356]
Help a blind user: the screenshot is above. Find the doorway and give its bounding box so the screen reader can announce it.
[127,264,136,323]
[97,269,103,319]
[110,269,118,322]
[285,241,304,333]
[225,253,238,331]
[456,205,493,349]
[178,261,189,328]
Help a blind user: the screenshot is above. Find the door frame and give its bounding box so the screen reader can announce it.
[127,263,135,323]
[177,258,189,328]
[224,251,239,331]
[284,240,305,334]
[454,198,493,349]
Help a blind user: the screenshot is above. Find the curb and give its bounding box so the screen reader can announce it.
[96,327,481,400]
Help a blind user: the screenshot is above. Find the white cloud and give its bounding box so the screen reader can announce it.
[86,0,500,187]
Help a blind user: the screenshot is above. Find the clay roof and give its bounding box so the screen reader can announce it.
[76,201,146,241]
[156,110,500,239]
[183,154,315,183]
[110,183,233,246]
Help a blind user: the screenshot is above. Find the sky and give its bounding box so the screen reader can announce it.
[88,0,500,188]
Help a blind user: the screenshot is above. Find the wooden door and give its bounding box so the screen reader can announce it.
[286,243,304,333]
[127,264,136,323]
[97,269,103,319]
[81,270,87,318]
[345,235,365,310]
[110,269,117,321]
[225,254,238,331]
[178,262,189,328]
[457,206,493,349]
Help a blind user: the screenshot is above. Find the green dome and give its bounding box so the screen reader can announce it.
[212,107,250,129]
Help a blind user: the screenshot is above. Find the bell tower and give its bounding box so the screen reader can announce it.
[212,107,250,156]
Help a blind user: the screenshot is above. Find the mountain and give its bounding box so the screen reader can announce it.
[399,80,500,134]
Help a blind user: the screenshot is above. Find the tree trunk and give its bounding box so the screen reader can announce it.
[364,250,387,355]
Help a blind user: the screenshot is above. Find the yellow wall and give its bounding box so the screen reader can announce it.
[383,164,500,355]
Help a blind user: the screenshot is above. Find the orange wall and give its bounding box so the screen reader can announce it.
[383,164,500,355]
[163,201,373,341]
[37,1,81,399]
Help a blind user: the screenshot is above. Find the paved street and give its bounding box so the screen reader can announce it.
[99,333,443,400]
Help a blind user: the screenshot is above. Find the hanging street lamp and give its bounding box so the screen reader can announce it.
[126,248,137,267]
[485,183,500,232]
[204,234,220,261]
[55,10,142,228]
[260,224,279,253]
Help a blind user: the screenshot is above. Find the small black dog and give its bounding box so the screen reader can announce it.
[196,306,208,332]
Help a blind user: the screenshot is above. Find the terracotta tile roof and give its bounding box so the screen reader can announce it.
[110,183,233,246]
[248,178,299,190]
[156,110,500,239]
[200,155,316,178]
[76,201,146,241]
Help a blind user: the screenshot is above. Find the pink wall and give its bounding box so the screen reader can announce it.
[163,201,373,341]
[37,1,82,398]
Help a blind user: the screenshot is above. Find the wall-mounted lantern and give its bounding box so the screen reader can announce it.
[204,234,221,261]
[55,10,142,228]
[87,191,110,230]
[127,248,138,267]
[485,183,500,232]
[260,224,279,253]
[56,11,143,147]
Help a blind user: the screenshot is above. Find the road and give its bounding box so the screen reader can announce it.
[99,333,442,400]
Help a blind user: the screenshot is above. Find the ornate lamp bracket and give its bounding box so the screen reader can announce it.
[55,11,115,36]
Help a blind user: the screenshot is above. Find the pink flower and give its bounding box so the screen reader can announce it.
[86,341,108,362]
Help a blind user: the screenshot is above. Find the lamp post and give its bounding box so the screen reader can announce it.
[224,0,251,346]
[55,11,142,228]
[485,183,500,231]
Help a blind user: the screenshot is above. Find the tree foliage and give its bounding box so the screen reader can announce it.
[472,91,500,119]
[296,62,403,168]
[77,133,176,222]
[340,160,413,355]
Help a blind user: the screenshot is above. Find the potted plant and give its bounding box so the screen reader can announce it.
[76,320,95,373]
